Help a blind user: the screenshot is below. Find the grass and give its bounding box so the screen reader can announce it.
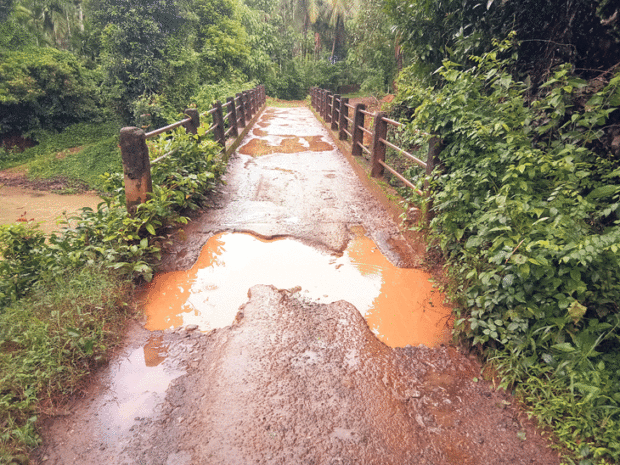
[0,264,134,461]
[1,121,123,190]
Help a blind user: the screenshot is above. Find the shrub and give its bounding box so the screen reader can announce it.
[0,47,101,136]
[396,37,620,463]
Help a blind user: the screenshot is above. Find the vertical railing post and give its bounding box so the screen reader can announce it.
[338,97,349,140]
[325,92,332,124]
[236,93,246,128]
[321,90,327,120]
[120,127,152,214]
[183,109,199,135]
[331,94,340,131]
[213,101,226,147]
[424,136,443,223]
[351,103,365,157]
[250,88,256,115]
[242,91,251,122]
[227,97,238,138]
[371,112,388,177]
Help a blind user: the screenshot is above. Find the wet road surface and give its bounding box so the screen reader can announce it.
[35,105,560,464]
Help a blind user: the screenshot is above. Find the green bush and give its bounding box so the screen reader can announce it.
[0,47,101,135]
[396,37,620,463]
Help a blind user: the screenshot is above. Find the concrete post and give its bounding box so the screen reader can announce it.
[120,127,152,214]
[227,97,238,138]
[351,103,365,157]
[424,136,443,223]
[236,93,246,128]
[213,101,226,147]
[331,94,340,131]
[325,92,332,124]
[339,97,349,140]
[183,109,199,135]
[371,112,388,177]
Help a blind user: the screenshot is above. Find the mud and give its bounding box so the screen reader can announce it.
[34,105,560,464]
[37,287,560,464]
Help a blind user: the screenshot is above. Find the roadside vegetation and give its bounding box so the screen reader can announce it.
[1,0,619,463]
[0,125,225,460]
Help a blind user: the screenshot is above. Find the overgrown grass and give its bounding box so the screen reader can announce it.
[0,264,132,461]
[1,121,122,189]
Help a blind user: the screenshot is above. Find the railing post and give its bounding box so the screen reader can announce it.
[339,97,349,140]
[183,109,199,135]
[227,97,238,138]
[236,93,246,128]
[250,89,256,115]
[424,136,443,223]
[242,91,251,122]
[321,90,327,120]
[213,101,226,147]
[120,127,152,214]
[371,112,388,177]
[351,103,365,157]
[331,94,340,131]
[325,92,332,124]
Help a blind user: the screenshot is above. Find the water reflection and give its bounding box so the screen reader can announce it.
[141,232,452,347]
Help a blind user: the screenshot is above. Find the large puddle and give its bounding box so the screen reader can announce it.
[141,231,452,347]
[0,185,101,235]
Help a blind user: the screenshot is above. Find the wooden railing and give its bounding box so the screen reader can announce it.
[120,85,266,213]
[309,87,441,214]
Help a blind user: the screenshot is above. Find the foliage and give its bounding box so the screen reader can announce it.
[0,123,225,459]
[0,120,121,188]
[0,263,131,460]
[385,0,620,83]
[0,46,101,135]
[89,0,185,119]
[396,38,620,462]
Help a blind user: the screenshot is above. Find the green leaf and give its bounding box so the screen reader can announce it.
[146,223,156,236]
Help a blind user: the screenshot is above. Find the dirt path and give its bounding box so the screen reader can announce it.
[34,106,561,464]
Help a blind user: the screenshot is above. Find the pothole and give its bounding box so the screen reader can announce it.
[139,231,452,347]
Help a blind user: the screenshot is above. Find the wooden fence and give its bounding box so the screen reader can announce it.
[309,87,442,217]
[120,85,265,213]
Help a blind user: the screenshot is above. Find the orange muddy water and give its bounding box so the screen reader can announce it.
[0,185,100,235]
[141,230,452,347]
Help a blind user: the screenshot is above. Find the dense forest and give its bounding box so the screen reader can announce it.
[1,0,620,464]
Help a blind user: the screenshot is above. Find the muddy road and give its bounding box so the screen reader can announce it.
[35,106,560,464]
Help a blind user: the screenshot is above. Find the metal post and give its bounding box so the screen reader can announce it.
[331,94,340,131]
[120,127,152,214]
[339,97,349,140]
[371,112,388,177]
[351,103,365,157]
[227,97,238,138]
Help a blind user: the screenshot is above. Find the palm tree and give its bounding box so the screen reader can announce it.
[326,0,356,62]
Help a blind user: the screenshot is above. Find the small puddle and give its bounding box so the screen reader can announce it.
[96,335,182,443]
[239,135,333,156]
[141,231,452,347]
[0,185,101,235]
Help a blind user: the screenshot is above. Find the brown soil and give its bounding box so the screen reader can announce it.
[1,133,36,152]
[0,170,91,193]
